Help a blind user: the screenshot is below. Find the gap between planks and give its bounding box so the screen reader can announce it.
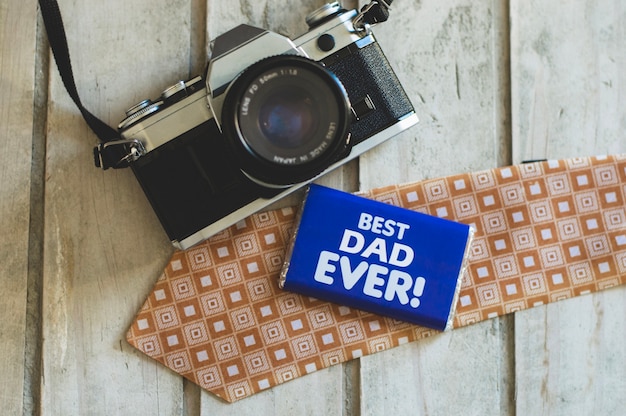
[23,8,49,416]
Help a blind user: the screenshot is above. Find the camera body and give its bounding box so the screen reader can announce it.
[118,3,417,249]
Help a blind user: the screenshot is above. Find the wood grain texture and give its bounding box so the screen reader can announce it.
[40,0,197,414]
[511,1,626,415]
[511,0,625,160]
[359,1,515,414]
[199,1,351,413]
[0,1,37,414]
[0,0,620,414]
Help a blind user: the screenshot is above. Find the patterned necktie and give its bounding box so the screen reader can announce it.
[127,154,626,402]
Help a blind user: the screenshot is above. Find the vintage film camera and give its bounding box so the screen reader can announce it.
[113,1,418,249]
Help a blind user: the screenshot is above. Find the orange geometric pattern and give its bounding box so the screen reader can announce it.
[127,154,626,402]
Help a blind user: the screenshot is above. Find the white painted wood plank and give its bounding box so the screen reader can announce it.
[514,291,626,416]
[511,0,625,160]
[358,1,514,415]
[200,366,345,415]
[41,0,200,414]
[510,0,626,414]
[0,1,37,414]
[198,2,350,412]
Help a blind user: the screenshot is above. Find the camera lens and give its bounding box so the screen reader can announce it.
[258,87,316,150]
[222,55,351,187]
[239,72,338,165]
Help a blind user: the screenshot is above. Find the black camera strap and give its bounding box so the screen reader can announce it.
[39,0,394,170]
[38,0,130,169]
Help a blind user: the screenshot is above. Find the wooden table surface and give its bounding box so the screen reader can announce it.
[2,0,625,414]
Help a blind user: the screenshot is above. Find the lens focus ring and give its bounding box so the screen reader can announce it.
[221,55,352,187]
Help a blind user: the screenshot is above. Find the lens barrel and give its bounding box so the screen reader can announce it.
[221,55,352,187]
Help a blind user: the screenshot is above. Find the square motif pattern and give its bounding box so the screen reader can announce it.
[128,155,626,403]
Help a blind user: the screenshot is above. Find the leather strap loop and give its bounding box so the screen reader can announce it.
[38,0,127,169]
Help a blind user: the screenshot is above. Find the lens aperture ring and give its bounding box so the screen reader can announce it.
[221,55,352,187]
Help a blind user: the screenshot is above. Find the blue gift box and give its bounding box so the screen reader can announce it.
[280,184,473,331]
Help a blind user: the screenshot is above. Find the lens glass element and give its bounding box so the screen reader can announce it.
[258,86,317,149]
[235,62,345,167]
